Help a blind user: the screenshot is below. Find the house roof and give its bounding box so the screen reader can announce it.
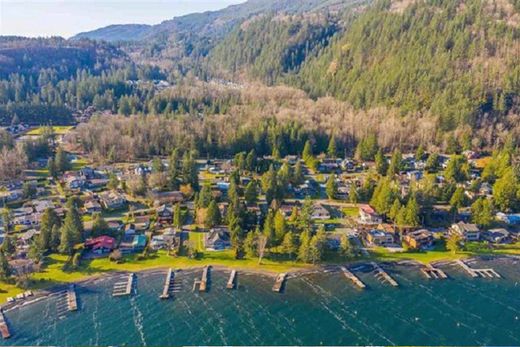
[85,235,116,250]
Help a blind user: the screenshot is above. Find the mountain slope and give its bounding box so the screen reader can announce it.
[73,24,152,42]
[295,0,520,131]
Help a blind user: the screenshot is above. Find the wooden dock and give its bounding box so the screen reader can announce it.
[340,266,366,289]
[67,284,78,311]
[421,265,448,280]
[160,268,175,299]
[226,270,237,289]
[371,262,398,287]
[456,260,501,279]
[272,273,287,293]
[199,266,210,292]
[0,309,10,339]
[113,273,136,297]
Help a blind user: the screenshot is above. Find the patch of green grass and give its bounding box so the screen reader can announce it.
[71,158,89,171]
[26,126,73,136]
[342,206,359,217]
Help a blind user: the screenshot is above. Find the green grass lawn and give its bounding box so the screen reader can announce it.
[26,126,73,136]
[1,250,310,304]
[342,206,359,217]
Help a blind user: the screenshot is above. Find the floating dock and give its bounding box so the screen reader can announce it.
[199,266,210,292]
[226,270,237,289]
[340,266,366,289]
[371,262,398,287]
[113,273,136,297]
[456,260,501,279]
[421,264,448,280]
[0,309,10,339]
[272,273,287,293]
[160,268,175,299]
[67,284,78,311]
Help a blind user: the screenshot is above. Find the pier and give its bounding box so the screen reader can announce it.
[227,270,237,289]
[160,268,175,299]
[272,273,287,293]
[113,273,136,297]
[0,309,10,339]
[340,266,366,289]
[421,264,448,280]
[456,260,501,279]
[67,284,78,311]
[199,266,211,292]
[371,262,398,287]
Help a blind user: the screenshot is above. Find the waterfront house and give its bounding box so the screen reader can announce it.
[204,228,231,251]
[85,236,116,254]
[359,205,383,225]
[366,229,394,246]
[482,228,511,244]
[403,229,434,250]
[132,234,147,251]
[450,222,480,241]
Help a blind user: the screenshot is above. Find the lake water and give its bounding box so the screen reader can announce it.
[2,257,520,346]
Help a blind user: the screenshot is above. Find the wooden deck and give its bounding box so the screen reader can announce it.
[456,260,501,278]
[421,264,448,280]
[0,309,10,339]
[371,262,398,287]
[199,266,210,292]
[113,273,136,297]
[272,273,287,293]
[67,284,78,311]
[227,270,237,289]
[160,268,175,299]
[340,266,366,289]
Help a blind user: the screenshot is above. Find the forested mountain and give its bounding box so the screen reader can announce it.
[208,14,340,84]
[73,25,152,42]
[296,0,520,133]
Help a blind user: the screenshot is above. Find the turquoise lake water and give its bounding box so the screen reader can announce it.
[1,257,520,346]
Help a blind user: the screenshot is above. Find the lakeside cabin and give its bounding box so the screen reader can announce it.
[450,222,480,241]
[358,205,383,225]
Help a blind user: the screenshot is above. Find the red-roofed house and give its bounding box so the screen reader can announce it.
[85,236,116,254]
[359,205,383,225]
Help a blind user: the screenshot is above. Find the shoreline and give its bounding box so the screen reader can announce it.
[3,253,519,311]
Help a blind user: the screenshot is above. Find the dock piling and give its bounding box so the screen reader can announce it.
[371,262,398,287]
[227,270,237,289]
[272,273,287,293]
[0,309,10,339]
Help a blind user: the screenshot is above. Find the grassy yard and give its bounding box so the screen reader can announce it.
[26,126,74,136]
[342,206,359,217]
[1,251,310,304]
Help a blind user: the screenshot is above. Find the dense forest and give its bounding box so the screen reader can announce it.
[0,0,519,151]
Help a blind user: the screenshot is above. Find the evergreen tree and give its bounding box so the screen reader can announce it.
[55,147,70,173]
[415,145,425,161]
[293,161,304,185]
[349,184,359,204]
[370,177,396,215]
[375,149,388,176]
[445,155,469,183]
[245,149,257,173]
[449,187,466,210]
[471,198,494,227]
[59,203,84,255]
[173,203,183,229]
[91,213,109,237]
[340,234,353,258]
[425,152,440,173]
[38,208,60,252]
[168,149,180,190]
[47,157,57,177]
[281,231,297,259]
[198,183,213,209]
[1,236,15,256]
[244,180,258,205]
[446,233,462,254]
[263,210,276,247]
[205,200,221,228]
[326,175,337,200]
[0,251,11,280]
[327,135,337,158]
[274,210,287,245]
[297,230,312,263]
[244,231,257,258]
[387,149,403,176]
[404,196,420,227]
[493,169,519,211]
